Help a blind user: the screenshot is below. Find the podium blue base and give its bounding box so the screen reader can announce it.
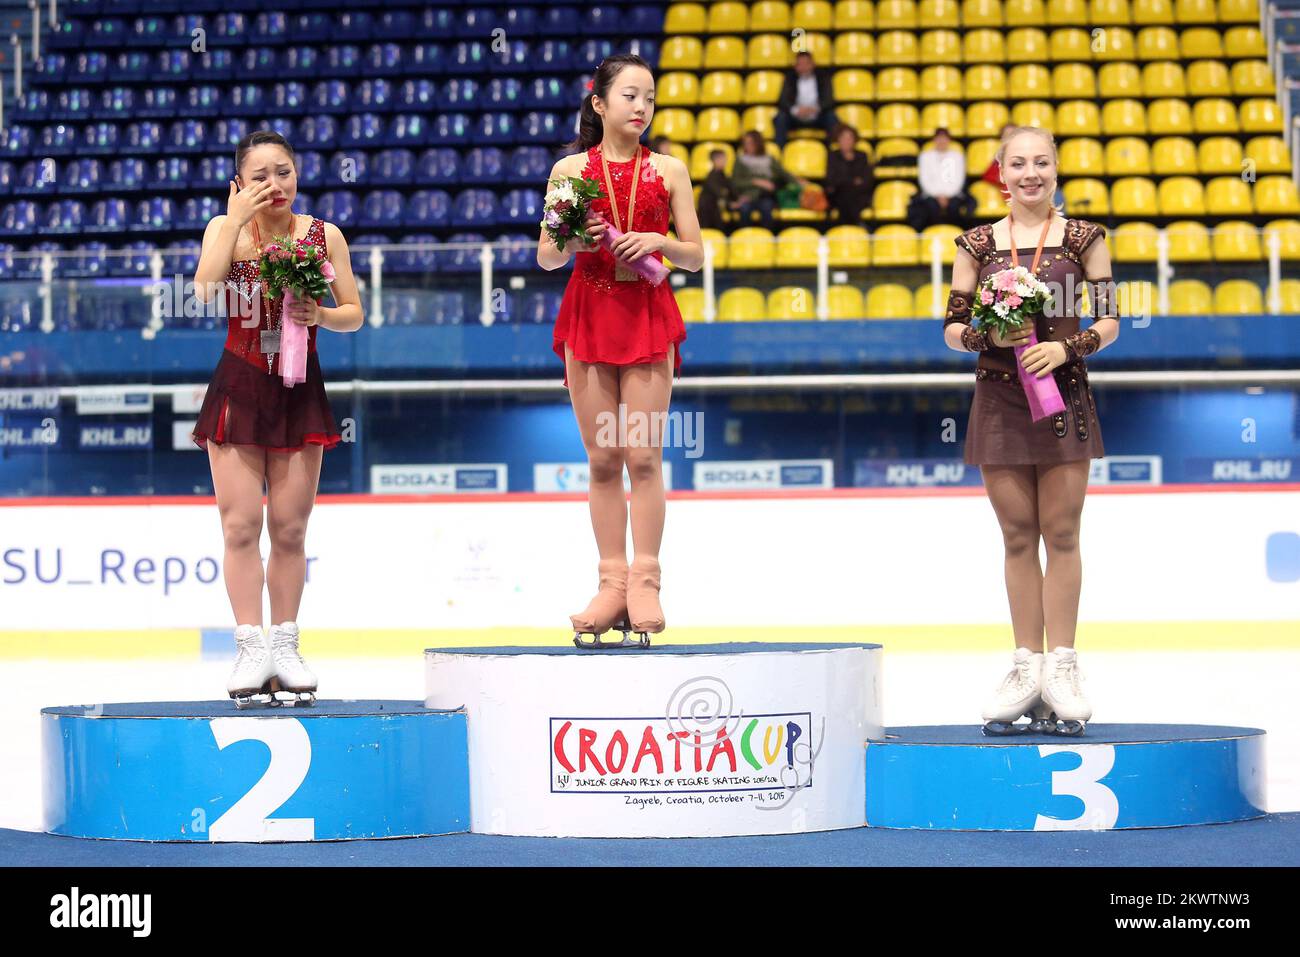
[42,700,470,842]
[866,724,1267,831]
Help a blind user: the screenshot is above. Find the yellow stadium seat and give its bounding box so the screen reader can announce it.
[967,102,1011,136]
[866,281,917,316]
[1136,27,1179,60]
[784,140,828,177]
[1240,99,1283,133]
[827,285,867,319]
[768,286,818,320]
[1095,28,1137,61]
[877,30,919,64]
[660,37,704,70]
[1047,0,1088,24]
[964,29,1004,63]
[1132,0,1174,21]
[1064,179,1110,216]
[1158,176,1206,216]
[1166,221,1212,260]
[965,65,1007,99]
[826,225,871,265]
[689,141,735,180]
[698,228,729,269]
[1092,0,1132,23]
[1116,281,1156,320]
[919,65,962,100]
[708,2,750,31]
[921,103,965,137]
[665,143,691,166]
[920,29,963,64]
[1148,98,1193,134]
[1059,137,1103,175]
[873,181,918,219]
[1011,100,1055,129]
[675,287,707,323]
[1057,100,1100,136]
[967,137,1001,175]
[717,287,766,321]
[1102,99,1146,135]
[834,31,876,65]
[876,103,920,137]
[1053,63,1097,98]
[776,226,823,267]
[750,0,792,31]
[834,69,874,103]
[1180,27,1223,58]
[1176,0,1217,24]
[873,137,918,175]
[651,108,696,142]
[878,67,921,100]
[745,70,785,105]
[971,180,1008,216]
[727,229,776,269]
[794,32,834,63]
[1099,62,1142,97]
[696,108,741,141]
[1194,99,1239,135]
[1152,136,1198,174]
[741,105,779,139]
[912,282,950,318]
[1267,279,1300,314]
[1255,177,1300,215]
[747,34,792,68]
[1004,0,1046,26]
[834,1,875,29]
[1106,137,1152,175]
[919,0,961,27]
[1168,279,1213,313]
[792,0,835,29]
[1245,137,1292,174]
[1232,61,1274,97]
[876,0,918,28]
[1221,0,1260,21]
[963,0,1004,25]
[920,224,963,265]
[704,36,747,69]
[1198,137,1243,175]
[1186,61,1229,97]
[1009,63,1051,94]
[700,71,743,106]
[1214,280,1264,315]
[1049,28,1092,61]
[1141,62,1185,98]
[837,103,876,137]
[1112,222,1159,262]
[1224,27,1266,58]
[665,4,708,33]
[1006,28,1049,62]
[658,73,700,107]
[1111,177,1156,215]
[1212,221,1263,261]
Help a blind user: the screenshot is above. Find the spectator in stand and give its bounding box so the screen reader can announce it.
[697,149,732,232]
[774,52,839,146]
[913,128,974,229]
[824,124,875,225]
[731,130,808,230]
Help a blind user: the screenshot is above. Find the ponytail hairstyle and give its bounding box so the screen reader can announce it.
[234,129,298,179]
[565,53,654,154]
[996,125,1064,214]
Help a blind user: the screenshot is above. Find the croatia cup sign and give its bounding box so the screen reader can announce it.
[425,644,882,838]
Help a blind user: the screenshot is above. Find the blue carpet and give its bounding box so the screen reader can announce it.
[427,642,882,656]
[42,700,439,718]
[4,815,1297,867]
[885,724,1265,744]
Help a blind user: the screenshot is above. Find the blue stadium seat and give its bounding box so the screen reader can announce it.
[121,121,161,154]
[77,51,111,82]
[499,190,543,226]
[284,46,323,77]
[540,7,581,36]
[428,291,469,324]
[504,9,540,35]
[507,146,552,184]
[430,113,471,145]
[179,197,222,230]
[253,12,289,43]
[458,9,503,37]
[46,199,86,234]
[536,41,574,72]
[375,11,416,39]
[380,291,420,325]
[576,40,616,70]
[137,87,176,117]
[130,16,168,46]
[192,156,229,190]
[167,120,206,153]
[292,12,332,41]
[354,79,393,112]
[36,53,70,81]
[1,126,34,158]
[85,199,127,234]
[226,83,264,116]
[47,19,85,50]
[341,113,384,148]
[419,148,460,185]
[360,190,403,229]
[240,46,278,76]
[329,150,368,183]
[496,40,531,73]
[396,79,436,112]
[624,38,659,64]
[452,41,489,73]
[15,90,49,123]
[464,147,505,184]
[405,190,451,228]
[411,43,447,76]
[131,197,174,232]
[325,45,362,77]
[90,18,129,47]
[385,114,425,147]
[65,158,106,193]
[494,234,538,270]
[151,50,189,82]
[37,124,77,157]
[152,158,189,192]
[194,48,235,81]
[386,234,438,275]
[485,78,523,109]
[53,88,94,121]
[337,11,375,40]
[112,158,148,191]
[628,7,666,34]
[120,241,156,277]
[311,80,350,114]
[314,191,357,227]
[0,202,39,237]
[517,291,564,324]
[95,87,137,120]
[367,43,405,78]
[68,243,112,280]
[0,162,12,193]
[211,14,246,45]
[297,115,339,148]
[215,119,252,153]
[296,151,324,183]
[476,112,516,145]
[519,112,562,145]
[272,82,308,113]
[452,190,499,228]
[186,85,224,117]
[524,78,567,110]
[373,149,414,185]
[438,79,481,111]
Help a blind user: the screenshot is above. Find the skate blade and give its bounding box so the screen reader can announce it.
[273,691,317,707]
[573,622,651,650]
[981,720,1036,737]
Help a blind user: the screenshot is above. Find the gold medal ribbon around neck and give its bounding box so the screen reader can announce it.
[600,145,642,282]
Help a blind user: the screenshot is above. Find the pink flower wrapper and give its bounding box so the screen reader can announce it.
[279,288,309,388]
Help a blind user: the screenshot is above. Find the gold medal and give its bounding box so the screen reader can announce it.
[601,145,642,283]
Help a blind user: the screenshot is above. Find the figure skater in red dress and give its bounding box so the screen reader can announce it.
[537,54,704,644]
[191,131,364,705]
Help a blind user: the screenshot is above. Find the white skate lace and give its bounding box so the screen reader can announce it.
[999,656,1035,698]
[1048,655,1082,697]
[270,629,303,666]
[234,629,267,667]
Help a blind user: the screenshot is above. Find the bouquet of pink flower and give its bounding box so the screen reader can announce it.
[972,266,1066,422]
[257,235,336,388]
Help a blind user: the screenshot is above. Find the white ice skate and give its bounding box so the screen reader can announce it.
[981,647,1044,736]
[227,625,278,709]
[269,621,317,706]
[1038,647,1090,736]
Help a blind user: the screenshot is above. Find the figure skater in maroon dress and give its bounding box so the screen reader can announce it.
[943,126,1121,734]
[191,131,364,705]
[537,54,704,645]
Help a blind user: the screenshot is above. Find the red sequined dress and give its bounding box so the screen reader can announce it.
[191,216,342,452]
[552,144,686,386]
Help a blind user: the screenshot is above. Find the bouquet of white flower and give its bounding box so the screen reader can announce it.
[540,174,603,253]
[971,266,1065,422]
